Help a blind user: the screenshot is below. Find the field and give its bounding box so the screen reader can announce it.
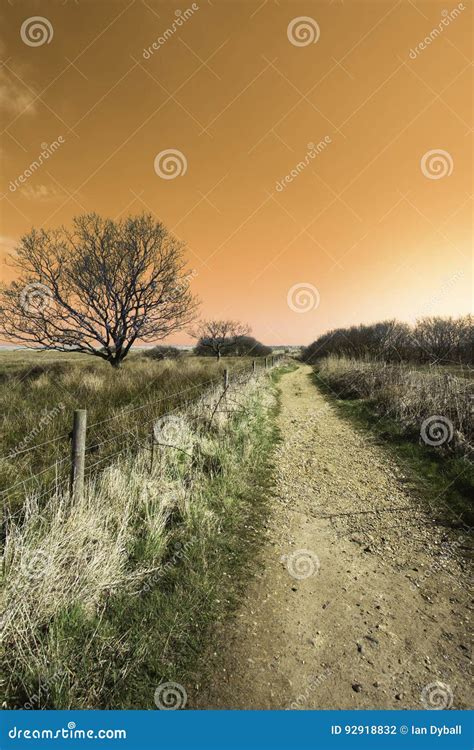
[1,349,282,708]
[0,350,259,518]
[1,351,472,711]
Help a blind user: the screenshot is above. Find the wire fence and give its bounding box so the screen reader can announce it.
[1,356,284,520]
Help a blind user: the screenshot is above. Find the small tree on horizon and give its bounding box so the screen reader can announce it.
[190,319,250,360]
[0,213,199,367]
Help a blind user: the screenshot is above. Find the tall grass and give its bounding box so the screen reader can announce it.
[317,356,473,454]
[0,353,254,517]
[1,369,277,709]
[315,355,473,526]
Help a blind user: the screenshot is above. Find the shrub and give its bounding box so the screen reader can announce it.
[302,316,473,365]
[143,345,183,360]
[194,335,271,358]
[316,355,473,456]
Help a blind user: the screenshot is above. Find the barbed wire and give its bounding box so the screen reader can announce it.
[87,377,221,431]
[0,362,278,502]
[0,377,227,463]
[0,431,71,462]
[0,455,70,496]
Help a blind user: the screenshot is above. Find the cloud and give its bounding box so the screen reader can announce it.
[0,235,19,265]
[0,38,37,118]
[20,183,63,201]
[0,68,37,118]
[0,235,18,251]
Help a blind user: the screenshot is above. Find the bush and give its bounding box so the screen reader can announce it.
[194,335,272,358]
[413,317,473,364]
[316,355,473,456]
[143,345,182,360]
[302,316,473,365]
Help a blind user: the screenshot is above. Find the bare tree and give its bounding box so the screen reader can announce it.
[190,319,250,360]
[413,316,473,364]
[302,316,473,365]
[0,213,198,367]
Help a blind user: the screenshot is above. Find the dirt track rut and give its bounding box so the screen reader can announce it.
[195,365,471,709]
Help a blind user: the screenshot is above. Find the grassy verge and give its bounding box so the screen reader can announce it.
[1,370,279,709]
[313,367,473,528]
[0,353,258,517]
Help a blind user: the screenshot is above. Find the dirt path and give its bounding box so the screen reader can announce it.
[194,365,471,710]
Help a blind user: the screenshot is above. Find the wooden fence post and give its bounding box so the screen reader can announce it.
[264,357,268,370]
[271,355,274,367]
[70,409,87,501]
[223,368,229,391]
[252,359,256,375]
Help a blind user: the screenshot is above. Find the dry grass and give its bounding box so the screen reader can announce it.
[1,368,277,708]
[0,352,255,516]
[317,356,473,455]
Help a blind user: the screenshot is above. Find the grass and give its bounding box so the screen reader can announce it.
[313,356,473,527]
[1,366,280,709]
[0,350,260,517]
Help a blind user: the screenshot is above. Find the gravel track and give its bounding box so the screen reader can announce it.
[195,365,471,709]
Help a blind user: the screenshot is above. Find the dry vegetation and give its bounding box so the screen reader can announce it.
[304,317,473,515]
[1,365,279,709]
[317,356,473,456]
[0,352,253,517]
[315,355,473,527]
[301,317,472,528]
[302,316,473,365]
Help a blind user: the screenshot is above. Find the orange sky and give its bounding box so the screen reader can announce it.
[1,0,472,345]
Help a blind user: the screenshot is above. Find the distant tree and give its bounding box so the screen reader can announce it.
[190,319,250,359]
[222,335,272,357]
[302,316,473,365]
[0,213,198,368]
[143,345,182,360]
[195,333,271,358]
[413,316,473,364]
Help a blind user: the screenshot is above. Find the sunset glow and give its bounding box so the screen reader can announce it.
[1,0,472,345]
